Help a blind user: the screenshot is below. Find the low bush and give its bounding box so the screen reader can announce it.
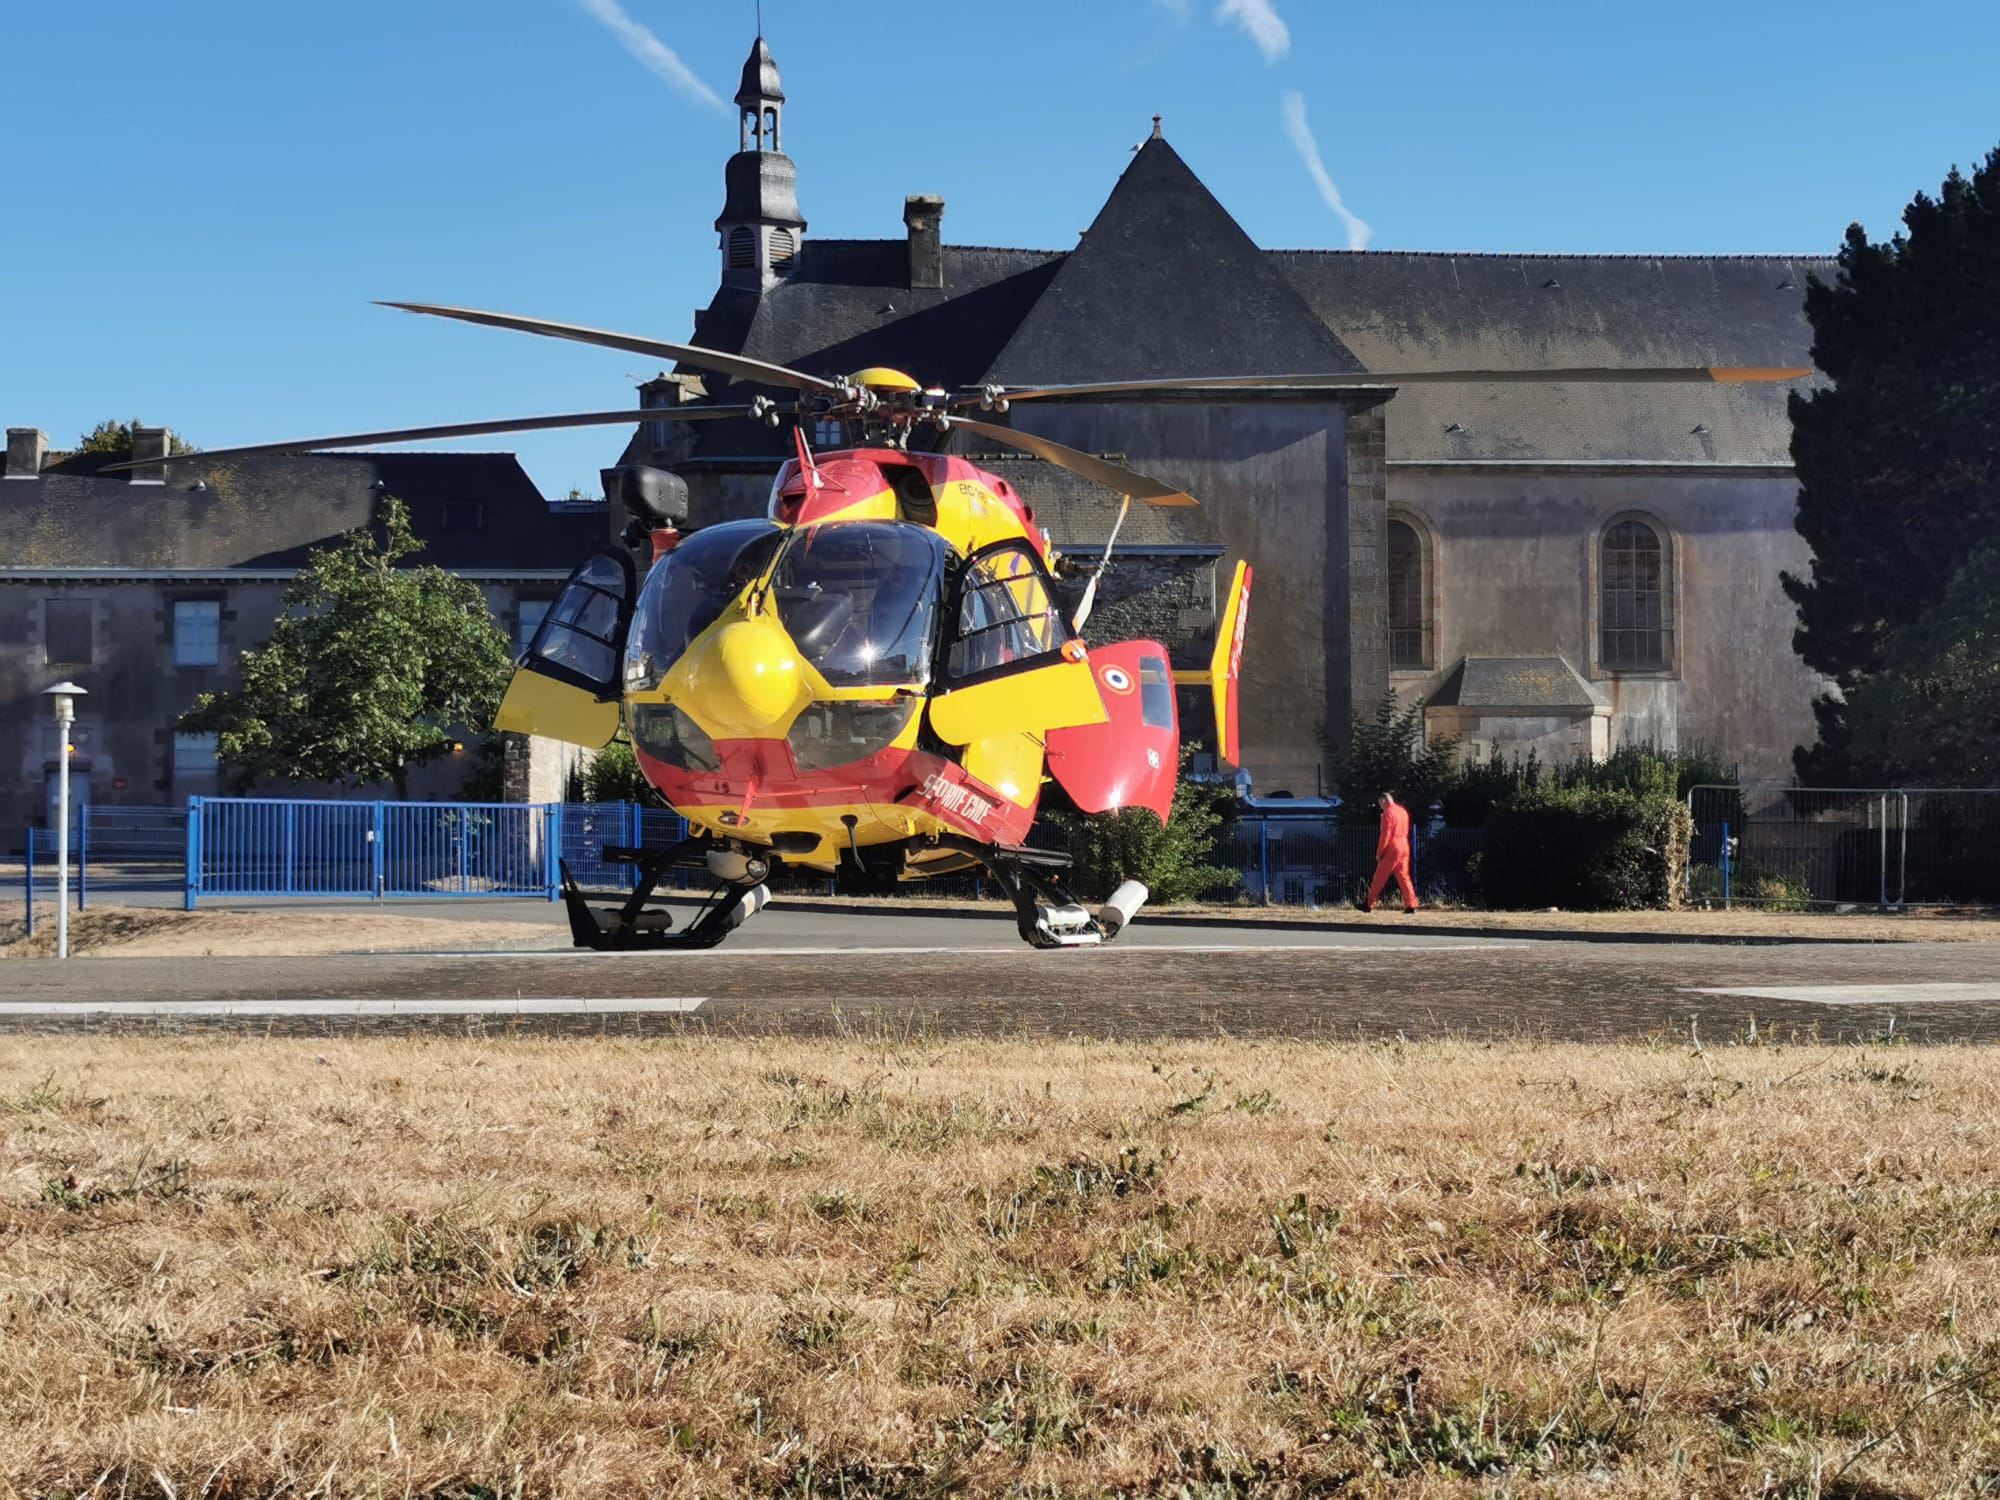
[1052,758,1240,904]
[1480,785,1691,910]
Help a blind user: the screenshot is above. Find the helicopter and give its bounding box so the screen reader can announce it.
[118,300,1809,949]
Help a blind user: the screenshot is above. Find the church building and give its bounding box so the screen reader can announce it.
[625,37,1829,789]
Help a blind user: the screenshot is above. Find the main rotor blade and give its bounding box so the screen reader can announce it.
[948,416,1198,507]
[377,301,847,397]
[99,406,756,469]
[979,367,1813,403]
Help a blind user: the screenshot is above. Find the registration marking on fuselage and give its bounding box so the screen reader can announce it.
[1688,983,2000,1007]
[0,998,709,1018]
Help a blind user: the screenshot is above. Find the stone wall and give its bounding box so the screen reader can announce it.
[1386,467,1823,780]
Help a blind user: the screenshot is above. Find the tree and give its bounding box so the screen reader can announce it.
[1050,753,1241,903]
[180,496,513,798]
[1784,147,2000,782]
[1841,546,2000,784]
[73,418,195,456]
[577,737,658,804]
[1329,692,1459,822]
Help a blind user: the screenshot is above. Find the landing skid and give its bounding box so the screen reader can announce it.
[934,836,1148,949]
[558,842,768,951]
[556,835,1146,953]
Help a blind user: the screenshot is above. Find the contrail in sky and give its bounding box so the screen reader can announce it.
[1281,91,1372,249]
[1215,0,1289,62]
[572,0,726,112]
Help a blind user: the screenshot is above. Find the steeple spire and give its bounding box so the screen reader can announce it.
[716,35,805,291]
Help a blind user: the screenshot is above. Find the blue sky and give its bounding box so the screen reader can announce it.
[5,0,1996,497]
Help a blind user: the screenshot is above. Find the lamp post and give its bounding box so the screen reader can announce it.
[42,681,86,960]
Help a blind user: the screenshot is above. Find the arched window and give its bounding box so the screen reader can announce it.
[1599,517,1670,671]
[763,107,779,150]
[1385,511,1436,671]
[727,227,755,269]
[769,227,796,271]
[1387,519,1424,669]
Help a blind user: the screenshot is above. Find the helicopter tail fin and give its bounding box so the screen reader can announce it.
[1172,560,1251,767]
[1207,561,1252,768]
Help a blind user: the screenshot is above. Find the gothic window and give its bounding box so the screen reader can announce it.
[1599,517,1672,671]
[727,227,755,269]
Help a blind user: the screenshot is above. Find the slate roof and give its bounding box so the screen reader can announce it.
[671,133,1824,472]
[1271,250,1830,464]
[2,451,605,571]
[669,242,1065,461]
[984,139,1363,386]
[1429,655,1608,711]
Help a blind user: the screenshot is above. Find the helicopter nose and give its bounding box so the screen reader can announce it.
[680,615,803,737]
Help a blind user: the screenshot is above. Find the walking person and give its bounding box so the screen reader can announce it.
[1362,790,1419,913]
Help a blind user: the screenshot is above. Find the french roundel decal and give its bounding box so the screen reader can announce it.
[1098,664,1136,695]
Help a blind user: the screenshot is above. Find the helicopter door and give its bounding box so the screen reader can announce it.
[927,540,1108,745]
[493,548,636,749]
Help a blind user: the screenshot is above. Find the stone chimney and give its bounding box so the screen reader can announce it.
[5,428,47,479]
[904,195,944,290]
[128,425,169,484]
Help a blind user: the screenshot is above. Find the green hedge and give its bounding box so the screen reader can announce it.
[1478,786,1692,910]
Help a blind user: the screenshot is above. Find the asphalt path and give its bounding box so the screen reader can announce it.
[6,902,2000,1043]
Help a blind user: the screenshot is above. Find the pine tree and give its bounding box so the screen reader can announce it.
[1784,148,2000,782]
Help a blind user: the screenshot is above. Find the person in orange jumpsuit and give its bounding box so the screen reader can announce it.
[1364,790,1420,913]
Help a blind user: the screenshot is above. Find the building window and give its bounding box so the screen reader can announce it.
[1385,511,1436,671]
[442,499,484,531]
[1387,519,1425,670]
[727,227,755,269]
[45,598,92,667]
[769,227,796,271]
[173,599,221,668]
[173,732,218,776]
[516,598,552,658]
[1599,517,1671,671]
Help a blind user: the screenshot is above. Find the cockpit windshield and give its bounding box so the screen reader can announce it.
[624,519,780,693]
[770,521,946,686]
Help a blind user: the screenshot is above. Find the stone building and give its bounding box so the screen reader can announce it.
[620,36,1829,789]
[0,426,604,829]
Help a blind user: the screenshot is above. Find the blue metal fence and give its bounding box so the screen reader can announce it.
[1223,817,1482,907]
[186,797,562,906]
[23,800,1491,926]
[556,802,689,890]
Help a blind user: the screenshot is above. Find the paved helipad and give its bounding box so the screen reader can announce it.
[7,903,2000,1041]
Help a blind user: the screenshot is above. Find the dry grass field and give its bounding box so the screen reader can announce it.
[4,1034,1999,1497]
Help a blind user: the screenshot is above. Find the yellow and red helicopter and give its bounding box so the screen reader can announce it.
[128,301,1807,949]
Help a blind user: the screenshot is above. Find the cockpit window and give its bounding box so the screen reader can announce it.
[624,520,780,693]
[770,522,946,686]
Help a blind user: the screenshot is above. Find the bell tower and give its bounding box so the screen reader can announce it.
[715,36,806,292]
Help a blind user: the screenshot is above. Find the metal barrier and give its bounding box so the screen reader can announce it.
[21,806,190,935]
[1223,818,1482,907]
[557,802,691,891]
[186,797,562,906]
[1687,784,2000,909]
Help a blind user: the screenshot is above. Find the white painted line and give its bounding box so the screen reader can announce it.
[1689,983,2000,1007]
[410,940,1520,959]
[0,998,708,1018]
